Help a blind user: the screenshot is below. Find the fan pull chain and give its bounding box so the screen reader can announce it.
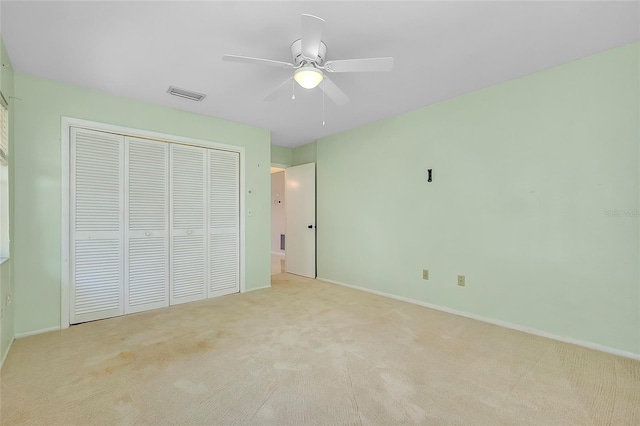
[322,84,326,126]
[291,79,296,100]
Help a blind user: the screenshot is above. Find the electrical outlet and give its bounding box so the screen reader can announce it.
[422,269,429,280]
[7,293,12,305]
[458,275,465,287]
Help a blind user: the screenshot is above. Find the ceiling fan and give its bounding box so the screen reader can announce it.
[222,14,394,106]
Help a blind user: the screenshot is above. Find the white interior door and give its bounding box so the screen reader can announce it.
[70,128,124,324]
[285,163,316,278]
[170,144,207,305]
[124,137,169,314]
[208,149,240,298]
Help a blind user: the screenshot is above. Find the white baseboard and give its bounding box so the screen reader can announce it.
[15,326,61,339]
[1,337,14,369]
[271,251,285,257]
[245,285,271,292]
[318,277,640,361]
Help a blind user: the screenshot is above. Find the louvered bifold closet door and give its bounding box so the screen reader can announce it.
[208,149,240,298]
[70,128,124,324]
[170,144,207,305]
[125,137,170,314]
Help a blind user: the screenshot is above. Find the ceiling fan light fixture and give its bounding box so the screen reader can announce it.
[294,66,323,89]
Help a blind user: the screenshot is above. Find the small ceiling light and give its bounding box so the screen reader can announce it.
[294,66,323,89]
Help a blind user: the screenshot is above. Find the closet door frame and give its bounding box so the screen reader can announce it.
[61,117,245,330]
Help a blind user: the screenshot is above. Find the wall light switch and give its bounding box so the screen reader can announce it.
[422,269,429,280]
[458,275,465,287]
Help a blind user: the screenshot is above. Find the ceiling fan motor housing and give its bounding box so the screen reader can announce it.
[291,39,327,66]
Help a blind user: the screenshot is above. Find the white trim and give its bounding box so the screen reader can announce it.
[271,163,289,169]
[318,277,640,361]
[239,145,246,294]
[61,119,70,329]
[245,285,271,292]
[0,337,14,369]
[15,326,61,339]
[271,251,285,257]
[61,117,247,324]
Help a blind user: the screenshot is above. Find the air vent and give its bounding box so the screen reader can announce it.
[167,86,206,102]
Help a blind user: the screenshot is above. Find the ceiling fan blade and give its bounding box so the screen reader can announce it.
[301,14,325,61]
[324,57,394,73]
[223,54,294,69]
[319,76,349,106]
[263,77,294,101]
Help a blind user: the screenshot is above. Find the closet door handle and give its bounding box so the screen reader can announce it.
[145,231,151,237]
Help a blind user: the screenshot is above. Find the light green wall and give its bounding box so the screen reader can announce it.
[271,145,292,166]
[13,73,271,334]
[292,141,317,166]
[317,42,640,354]
[270,141,316,167]
[0,37,15,363]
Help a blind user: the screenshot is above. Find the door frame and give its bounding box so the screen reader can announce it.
[61,117,246,329]
[270,163,289,263]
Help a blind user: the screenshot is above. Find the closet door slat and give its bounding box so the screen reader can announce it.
[124,137,170,314]
[170,144,207,305]
[208,149,240,298]
[70,128,124,324]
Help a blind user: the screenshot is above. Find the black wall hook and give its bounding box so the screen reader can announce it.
[427,169,433,182]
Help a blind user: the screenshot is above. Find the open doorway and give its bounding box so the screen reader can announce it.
[271,162,316,278]
[271,167,286,274]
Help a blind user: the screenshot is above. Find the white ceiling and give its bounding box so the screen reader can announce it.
[2,1,638,148]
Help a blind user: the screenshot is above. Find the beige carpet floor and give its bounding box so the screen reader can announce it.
[1,273,639,425]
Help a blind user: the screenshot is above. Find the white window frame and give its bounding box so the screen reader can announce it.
[61,117,246,329]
